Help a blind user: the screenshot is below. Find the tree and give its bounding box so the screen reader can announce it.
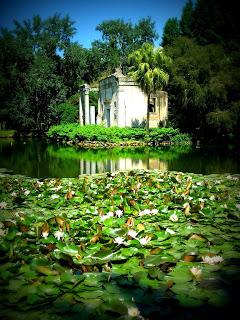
[128,43,171,130]
[161,18,180,47]
[0,14,76,134]
[134,17,158,46]
[0,29,33,129]
[24,52,67,134]
[54,102,78,124]
[14,14,76,58]
[62,43,88,95]
[95,18,158,75]
[191,0,239,49]
[180,0,194,37]
[165,37,239,139]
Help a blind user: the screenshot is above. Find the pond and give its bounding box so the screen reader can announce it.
[0,138,239,178]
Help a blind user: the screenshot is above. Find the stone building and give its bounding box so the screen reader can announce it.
[79,69,168,128]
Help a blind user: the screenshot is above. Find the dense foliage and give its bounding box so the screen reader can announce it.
[162,0,240,147]
[128,43,172,130]
[0,15,159,135]
[47,124,191,145]
[0,170,239,319]
[1,0,239,147]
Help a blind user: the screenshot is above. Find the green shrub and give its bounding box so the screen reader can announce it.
[54,103,78,124]
[47,124,191,144]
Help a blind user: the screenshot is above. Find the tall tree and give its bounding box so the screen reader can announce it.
[62,43,88,96]
[0,14,75,133]
[128,43,171,130]
[161,18,180,47]
[95,18,158,75]
[134,17,158,46]
[14,14,76,58]
[180,0,194,37]
[165,37,239,140]
[24,52,67,134]
[0,29,33,129]
[191,0,239,49]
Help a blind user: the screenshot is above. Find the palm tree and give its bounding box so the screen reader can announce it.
[128,43,172,130]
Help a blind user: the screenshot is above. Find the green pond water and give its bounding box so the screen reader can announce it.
[0,138,239,178]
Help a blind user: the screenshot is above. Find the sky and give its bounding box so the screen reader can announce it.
[0,0,187,48]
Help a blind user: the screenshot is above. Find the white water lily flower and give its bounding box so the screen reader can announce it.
[139,236,151,245]
[51,194,59,200]
[50,185,62,192]
[36,180,44,187]
[139,209,151,217]
[169,213,178,222]
[151,209,158,215]
[128,306,140,317]
[0,229,7,237]
[190,267,202,279]
[100,215,109,222]
[106,211,114,217]
[24,190,30,196]
[42,231,49,239]
[115,210,123,218]
[143,209,151,215]
[210,195,215,201]
[202,255,224,265]
[37,194,43,198]
[11,192,17,197]
[128,230,138,239]
[166,228,176,235]
[0,202,7,210]
[114,236,125,245]
[54,230,64,240]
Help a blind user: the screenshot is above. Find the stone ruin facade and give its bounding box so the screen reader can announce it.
[79,69,168,128]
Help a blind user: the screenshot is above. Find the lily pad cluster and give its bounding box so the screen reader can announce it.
[0,170,240,320]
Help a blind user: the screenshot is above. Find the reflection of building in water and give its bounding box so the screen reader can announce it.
[79,158,168,175]
[118,158,167,171]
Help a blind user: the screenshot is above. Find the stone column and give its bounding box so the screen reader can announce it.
[84,84,90,125]
[90,105,96,124]
[79,95,83,125]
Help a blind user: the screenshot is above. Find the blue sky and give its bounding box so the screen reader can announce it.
[1,0,187,48]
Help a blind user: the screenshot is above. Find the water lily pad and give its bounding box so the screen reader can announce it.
[144,253,176,267]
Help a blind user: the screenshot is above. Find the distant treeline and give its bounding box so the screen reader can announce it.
[0,0,239,148]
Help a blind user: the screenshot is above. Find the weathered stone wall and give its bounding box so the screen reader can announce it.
[83,70,168,128]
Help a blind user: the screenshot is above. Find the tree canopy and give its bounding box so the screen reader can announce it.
[161,0,240,147]
[1,1,240,148]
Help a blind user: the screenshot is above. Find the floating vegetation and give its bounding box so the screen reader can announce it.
[0,170,240,319]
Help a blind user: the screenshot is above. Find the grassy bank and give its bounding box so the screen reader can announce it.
[0,130,16,138]
[47,124,191,147]
[0,170,239,319]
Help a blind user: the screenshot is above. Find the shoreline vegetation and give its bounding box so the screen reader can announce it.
[47,124,191,148]
[0,169,239,319]
[0,130,16,138]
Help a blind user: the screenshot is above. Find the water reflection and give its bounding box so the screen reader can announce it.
[0,139,239,178]
[77,158,168,175]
